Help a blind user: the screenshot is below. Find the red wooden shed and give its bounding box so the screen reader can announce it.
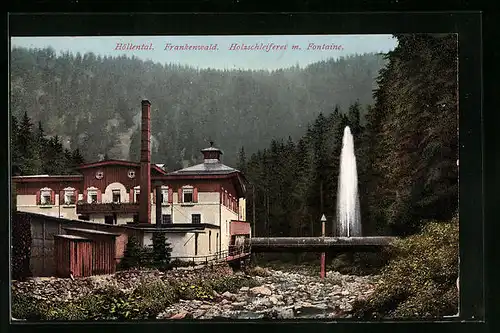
[63,227,120,275]
[54,234,93,278]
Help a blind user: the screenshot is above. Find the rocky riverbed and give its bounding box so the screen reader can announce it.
[158,268,379,320]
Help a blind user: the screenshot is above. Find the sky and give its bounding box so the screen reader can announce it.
[11,35,398,70]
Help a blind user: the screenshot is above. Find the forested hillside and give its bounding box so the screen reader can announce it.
[241,34,458,237]
[10,47,386,170]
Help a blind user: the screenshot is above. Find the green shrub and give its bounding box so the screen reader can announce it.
[208,275,259,294]
[11,294,43,320]
[351,216,459,319]
[131,278,177,318]
[172,280,214,301]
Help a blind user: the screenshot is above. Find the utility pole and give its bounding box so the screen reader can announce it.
[320,214,327,280]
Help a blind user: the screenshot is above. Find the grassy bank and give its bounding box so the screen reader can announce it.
[351,217,459,319]
[12,271,258,321]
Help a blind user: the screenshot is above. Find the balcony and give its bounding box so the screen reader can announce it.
[76,202,140,215]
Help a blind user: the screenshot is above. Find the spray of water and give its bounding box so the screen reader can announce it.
[336,126,362,237]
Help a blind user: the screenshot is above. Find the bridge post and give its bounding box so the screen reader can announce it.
[320,214,327,279]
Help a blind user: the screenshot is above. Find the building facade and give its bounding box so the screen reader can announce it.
[13,145,249,259]
[13,100,250,261]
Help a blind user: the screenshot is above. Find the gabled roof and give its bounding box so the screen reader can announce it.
[76,159,167,175]
[12,174,84,182]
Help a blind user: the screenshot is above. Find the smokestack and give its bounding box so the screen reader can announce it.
[139,100,151,224]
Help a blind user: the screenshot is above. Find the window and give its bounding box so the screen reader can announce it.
[133,214,139,223]
[134,188,140,203]
[161,186,169,204]
[87,188,98,204]
[40,188,52,205]
[162,214,172,224]
[112,189,121,203]
[192,214,201,224]
[183,187,193,203]
[64,188,76,205]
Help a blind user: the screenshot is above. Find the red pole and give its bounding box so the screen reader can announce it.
[320,218,326,279]
[320,252,325,279]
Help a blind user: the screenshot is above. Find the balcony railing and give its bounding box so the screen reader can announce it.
[76,202,140,214]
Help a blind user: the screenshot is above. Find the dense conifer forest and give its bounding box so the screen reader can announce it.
[10,47,385,170]
[240,34,458,237]
[10,34,458,237]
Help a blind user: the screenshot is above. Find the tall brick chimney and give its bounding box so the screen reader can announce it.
[139,100,151,224]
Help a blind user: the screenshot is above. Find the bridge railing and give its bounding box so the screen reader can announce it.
[167,245,251,267]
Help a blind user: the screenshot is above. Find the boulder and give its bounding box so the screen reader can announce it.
[250,286,272,296]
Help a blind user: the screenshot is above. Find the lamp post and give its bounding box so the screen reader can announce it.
[320,214,327,279]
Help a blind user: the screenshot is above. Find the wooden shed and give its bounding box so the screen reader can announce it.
[54,234,93,278]
[63,227,120,275]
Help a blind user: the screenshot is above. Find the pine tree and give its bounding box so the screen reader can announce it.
[119,235,142,270]
[151,232,172,271]
[72,148,85,166]
[17,112,37,175]
[237,146,247,174]
[11,115,22,176]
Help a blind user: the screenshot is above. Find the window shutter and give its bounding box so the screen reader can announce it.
[36,190,41,205]
[153,190,156,204]
[129,189,134,203]
[84,189,88,203]
[178,188,183,203]
[220,188,223,204]
[193,187,198,203]
[50,190,55,205]
[168,188,173,203]
[74,190,79,203]
[97,189,102,203]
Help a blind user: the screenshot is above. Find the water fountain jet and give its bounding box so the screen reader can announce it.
[336,126,361,237]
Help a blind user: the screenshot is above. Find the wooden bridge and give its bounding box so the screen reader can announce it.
[246,236,396,252]
[168,236,395,271]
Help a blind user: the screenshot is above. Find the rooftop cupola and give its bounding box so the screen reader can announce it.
[201,141,223,164]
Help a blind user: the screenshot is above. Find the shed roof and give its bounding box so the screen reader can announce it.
[62,227,121,237]
[55,234,91,241]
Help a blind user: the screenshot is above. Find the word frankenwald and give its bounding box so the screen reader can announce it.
[164,43,219,51]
